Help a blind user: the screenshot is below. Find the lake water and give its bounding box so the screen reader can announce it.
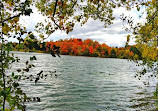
[9,52,157,111]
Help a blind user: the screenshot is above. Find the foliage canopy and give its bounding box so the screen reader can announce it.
[0,0,158,110]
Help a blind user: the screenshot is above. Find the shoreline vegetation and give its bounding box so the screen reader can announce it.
[12,50,125,59]
[5,38,142,60]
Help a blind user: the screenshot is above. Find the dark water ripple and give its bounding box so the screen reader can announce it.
[9,52,157,111]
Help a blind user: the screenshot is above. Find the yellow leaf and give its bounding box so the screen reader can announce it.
[100,0,104,3]
[17,26,20,31]
[13,17,19,23]
[152,0,155,4]
[2,23,10,34]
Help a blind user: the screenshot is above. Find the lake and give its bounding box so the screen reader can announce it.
[9,52,157,111]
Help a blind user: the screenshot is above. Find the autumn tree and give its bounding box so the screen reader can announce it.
[121,1,157,78]
[45,38,139,59]
[1,0,158,110]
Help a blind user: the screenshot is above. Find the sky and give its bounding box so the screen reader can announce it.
[18,6,147,47]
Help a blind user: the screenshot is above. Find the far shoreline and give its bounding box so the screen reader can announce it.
[11,50,129,60]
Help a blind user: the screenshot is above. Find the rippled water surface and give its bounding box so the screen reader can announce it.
[10,52,157,111]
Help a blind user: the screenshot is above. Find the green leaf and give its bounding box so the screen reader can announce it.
[28,64,32,68]
[14,75,18,79]
[12,72,14,77]
[30,56,37,61]
[13,82,19,88]
[24,9,32,16]
[29,34,35,39]
[17,69,21,72]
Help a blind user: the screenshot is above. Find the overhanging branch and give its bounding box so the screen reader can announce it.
[68,0,77,14]
[0,13,22,23]
[53,0,58,17]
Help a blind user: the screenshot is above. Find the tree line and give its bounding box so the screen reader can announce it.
[7,38,142,60]
[0,0,157,110]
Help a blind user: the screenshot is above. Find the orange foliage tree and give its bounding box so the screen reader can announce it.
[46,38,140,59]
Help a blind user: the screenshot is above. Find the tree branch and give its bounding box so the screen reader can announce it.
[53,20,60,29]
[0,0,29,23]
[53,0,58,17]
[148,9,158,23]
[0,13,22,23]
[58,0,64,16]
[68,0,77,14]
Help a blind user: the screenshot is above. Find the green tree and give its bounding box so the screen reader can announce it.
[129,46,142,60]
[110,49,117,58]
[123,1,157,78]
[121,1,158,106]
[1,0,157,110]
[0,1,34,110]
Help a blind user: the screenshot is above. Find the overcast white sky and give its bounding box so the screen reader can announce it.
[18,6,146,47]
